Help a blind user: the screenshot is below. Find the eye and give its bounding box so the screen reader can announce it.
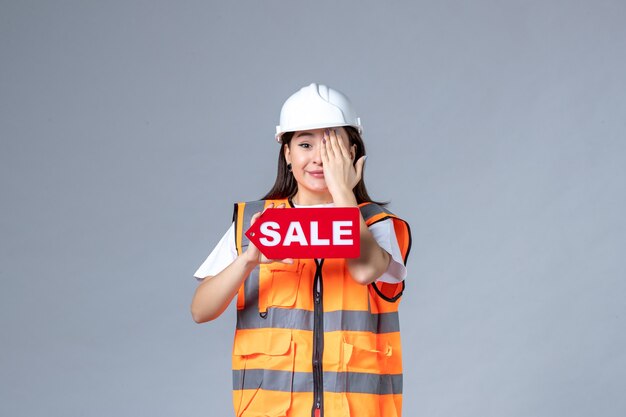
[298,143,312,149]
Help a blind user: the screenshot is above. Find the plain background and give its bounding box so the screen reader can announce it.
[1,1,625,416]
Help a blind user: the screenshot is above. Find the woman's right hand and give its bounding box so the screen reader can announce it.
[191,202,294,323]
[242,202,294,266]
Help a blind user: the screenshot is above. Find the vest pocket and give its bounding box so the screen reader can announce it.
[233,329,295,417]
[340,339,399,417]
[259,260,303,312]
[342,338,392,375]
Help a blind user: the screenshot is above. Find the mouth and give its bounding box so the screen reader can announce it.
[307,171,325,178]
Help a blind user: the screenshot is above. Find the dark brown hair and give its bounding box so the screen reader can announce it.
[261,126,388,206]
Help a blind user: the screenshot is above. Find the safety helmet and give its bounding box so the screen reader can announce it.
[275,83,362,142]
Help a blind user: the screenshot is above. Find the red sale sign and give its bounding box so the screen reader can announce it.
[245,207,361,259]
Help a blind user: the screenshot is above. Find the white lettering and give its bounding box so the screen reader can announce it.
[259,221,281,246]
[283,221,308,246]
[333,221,353,245]
[310,221,330,245]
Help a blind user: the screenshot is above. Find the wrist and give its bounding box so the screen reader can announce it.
[239,252,260,271]
[330,187,357,206]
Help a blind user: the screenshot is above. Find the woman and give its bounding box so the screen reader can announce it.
[191,83,412,417]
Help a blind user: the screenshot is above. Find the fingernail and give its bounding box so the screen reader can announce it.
[325,129,330,136]
[364,155,368,162]
[322,138,326,144]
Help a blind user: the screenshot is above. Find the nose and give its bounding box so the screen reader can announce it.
[313,143,323,165]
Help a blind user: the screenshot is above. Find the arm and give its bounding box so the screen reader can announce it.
[190,254,258,323]
[332,190,391,285]
[321,128,391,285]
[190,203,290,323]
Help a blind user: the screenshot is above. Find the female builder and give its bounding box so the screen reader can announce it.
[191,83,412,417]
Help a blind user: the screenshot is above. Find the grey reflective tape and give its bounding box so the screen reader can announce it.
[236,307,399,334]
[241,200,265,250]
[239,201,265,310]
[360,203,396,223]
[241,266,260,314]
[237,305,314,330]
[325,310,400,333]
[359,203,384,222]
[324,371,402,395]
[233,369,314,393]
[233,370,402,395]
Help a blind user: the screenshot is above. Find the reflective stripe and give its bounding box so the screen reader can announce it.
[233,370,402,395]
[241,267,260,314]
[237,307,400,334]
[237,305,312,330]
[324,371,402,395]
[240,200,265,251]
[233,368,305,392]
[359,203,393,222]
[238,201,265,312]
[325,310,400,333]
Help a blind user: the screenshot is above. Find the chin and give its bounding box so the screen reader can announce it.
[298,181,328,193]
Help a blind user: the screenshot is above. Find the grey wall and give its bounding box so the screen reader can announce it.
[1,1,625,416]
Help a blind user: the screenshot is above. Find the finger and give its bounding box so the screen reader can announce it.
[260,202,275,217]
[277,203,286,209]
[324,129,337,158]
[330,128,342,158]
[321,134,330,163]
[335,129,351,159]
[251,202,275,226]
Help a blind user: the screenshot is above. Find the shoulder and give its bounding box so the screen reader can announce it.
[233,198,289,210]
[232,199,290,253]
[358,202,404,224]
[232,198,289,221]
[360,202,412,264]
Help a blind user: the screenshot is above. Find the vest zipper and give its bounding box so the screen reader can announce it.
[312,259,324,417]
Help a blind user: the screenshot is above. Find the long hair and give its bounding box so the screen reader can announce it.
[261,126,388,206]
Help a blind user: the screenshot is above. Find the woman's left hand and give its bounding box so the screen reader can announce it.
[320,128,366,197]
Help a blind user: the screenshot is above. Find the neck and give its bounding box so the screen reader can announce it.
[292,190,333,206]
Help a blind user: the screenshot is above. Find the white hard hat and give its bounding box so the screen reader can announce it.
[275,83,362,142]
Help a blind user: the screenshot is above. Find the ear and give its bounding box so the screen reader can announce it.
[283,143,291,164]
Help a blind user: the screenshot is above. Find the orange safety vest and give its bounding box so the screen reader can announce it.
[231,198,412,417]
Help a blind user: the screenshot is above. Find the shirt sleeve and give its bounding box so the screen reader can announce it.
[193,222,238,281]
[368,218,408,284]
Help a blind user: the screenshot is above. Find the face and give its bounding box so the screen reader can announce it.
[283,127,356,196]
